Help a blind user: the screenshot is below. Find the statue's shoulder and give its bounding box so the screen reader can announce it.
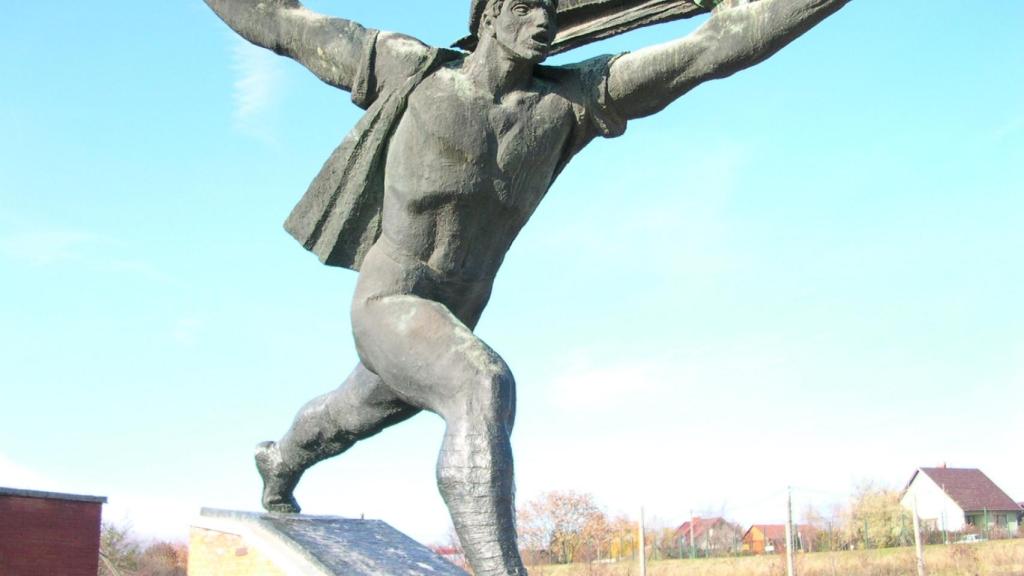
[536,53,618,85]
[353,33,462,108]
[533,53,618,101]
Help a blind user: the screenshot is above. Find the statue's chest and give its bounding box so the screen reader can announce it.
[405,75,574,176]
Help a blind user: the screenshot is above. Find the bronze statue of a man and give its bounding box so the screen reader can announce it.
[204,0,851,573]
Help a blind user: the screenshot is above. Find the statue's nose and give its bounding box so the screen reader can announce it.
[535,10,553,29]
[535,18,553,39]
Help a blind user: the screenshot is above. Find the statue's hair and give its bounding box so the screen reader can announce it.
[456,0,557,51]
[489,0,506,20]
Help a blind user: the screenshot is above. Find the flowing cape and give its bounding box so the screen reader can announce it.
[284,34,625,272]
[283,33,459,271]
[553,0,709,53]
[454,0,710,54]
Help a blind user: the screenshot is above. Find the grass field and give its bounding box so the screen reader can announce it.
[526,540,1024,576]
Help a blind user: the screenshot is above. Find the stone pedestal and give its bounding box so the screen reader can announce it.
[188,508,467,576]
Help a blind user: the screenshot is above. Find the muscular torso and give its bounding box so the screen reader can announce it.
[379,63,577,284]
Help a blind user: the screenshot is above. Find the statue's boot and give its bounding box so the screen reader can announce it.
[438,427,528,576]
[254,365,420,514]
[255,394,356,514]
[255,440,304,513]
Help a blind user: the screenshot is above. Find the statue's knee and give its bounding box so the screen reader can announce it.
[467,366,515,427]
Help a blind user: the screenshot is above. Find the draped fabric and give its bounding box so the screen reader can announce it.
[284,32,628,271]
[454,0,710,54]
[553,0,709,53]
[283,33,460,270]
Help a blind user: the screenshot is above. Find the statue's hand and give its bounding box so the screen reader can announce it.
[711,0,755,12]
[207,0,300,14]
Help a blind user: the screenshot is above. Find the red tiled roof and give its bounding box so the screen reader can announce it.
[675,517,727,540]
[742,524,786,542]
[744,524,817,542]
[761,525,787,540]
[916,468,1019,512]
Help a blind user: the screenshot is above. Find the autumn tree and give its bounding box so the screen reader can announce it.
[98,522,187,576]
[800,504,838,552]
[605,514,638,562]
[99,522,142,575]
[517,491,610,564]
[430,527,469,572]
[137,541,188,576]
[842,481,914,549]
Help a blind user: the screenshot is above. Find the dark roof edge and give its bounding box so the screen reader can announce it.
[199,507,375,523]
[197,507,377,576]
[0,486,107,504]
[918,468,1019,510]
[903,469,922,494]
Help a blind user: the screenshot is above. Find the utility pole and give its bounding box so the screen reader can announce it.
[689,510,696,560]
[785,487,796,576]
[639,506,647,576]
[912,497,927,576]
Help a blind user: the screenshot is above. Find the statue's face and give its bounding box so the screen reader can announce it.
[490,0,557,63]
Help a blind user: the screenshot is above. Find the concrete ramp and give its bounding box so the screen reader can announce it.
[189,508,467,576]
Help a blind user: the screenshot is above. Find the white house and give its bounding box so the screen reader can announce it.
[901,467,1020,534]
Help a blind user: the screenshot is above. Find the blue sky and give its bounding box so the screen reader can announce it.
[2,1,1022,543]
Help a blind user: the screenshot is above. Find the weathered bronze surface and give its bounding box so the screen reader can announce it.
[203,1,852,573]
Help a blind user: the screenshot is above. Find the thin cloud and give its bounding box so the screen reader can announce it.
[172,317,204,345]
[548,356,670,413]
[993,113,1024,141]
[0,229,97,265]
[0,454,65,493]
[542,339,807,428]
[521,137,748,275]
[231,37,282,142]
[1,228,172,284]
[103,494,195,542]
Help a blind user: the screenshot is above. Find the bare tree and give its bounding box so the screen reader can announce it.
[98,522,187,576]
[517,491,608,564]
[842,481,914,549]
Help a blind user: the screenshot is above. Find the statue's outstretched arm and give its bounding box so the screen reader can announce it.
[204,0,372,92]
[606,0,851,120]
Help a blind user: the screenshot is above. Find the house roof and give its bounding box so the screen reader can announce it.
[743,524,817,542]
[743,524,786,542]
[674,517,727,540]
[0,486,107,504]
[911,468,1019,512]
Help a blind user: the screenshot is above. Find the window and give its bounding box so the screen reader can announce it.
[996,514,1007,526]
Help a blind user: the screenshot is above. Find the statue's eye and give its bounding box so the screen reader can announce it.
[512,4,530,15]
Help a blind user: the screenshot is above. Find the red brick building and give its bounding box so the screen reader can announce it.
[0,487,107,576]
[673,517,744,555]
[742,524,818,555]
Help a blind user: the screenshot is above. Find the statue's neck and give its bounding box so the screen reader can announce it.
[464,39,536,100]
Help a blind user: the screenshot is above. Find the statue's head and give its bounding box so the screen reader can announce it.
[456,0,558,62]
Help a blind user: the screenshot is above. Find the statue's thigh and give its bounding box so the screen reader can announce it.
[323,364,421,437]
[352,294,511,418]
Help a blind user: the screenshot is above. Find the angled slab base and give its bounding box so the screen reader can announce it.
[188,508,467,576]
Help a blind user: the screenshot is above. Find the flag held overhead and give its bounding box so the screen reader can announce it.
[455,0,713,54]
